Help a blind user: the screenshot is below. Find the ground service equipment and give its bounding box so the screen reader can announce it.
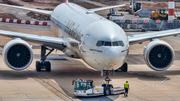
[150,9,180,20]
[107,8,124,20]
[129,0,142,14]
[150,9,168,20]
[72,79,125,97]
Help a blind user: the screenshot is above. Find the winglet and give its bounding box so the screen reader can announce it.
[63,0,68,3]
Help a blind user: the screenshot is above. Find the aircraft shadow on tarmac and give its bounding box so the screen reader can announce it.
[0,54,180,100]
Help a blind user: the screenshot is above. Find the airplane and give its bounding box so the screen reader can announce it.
[0,0,180,95]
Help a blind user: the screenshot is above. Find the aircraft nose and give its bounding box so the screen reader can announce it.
[104,48,120,64]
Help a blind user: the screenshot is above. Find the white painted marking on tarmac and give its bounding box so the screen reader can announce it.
[133,77,169,91]
[141,88,145,90]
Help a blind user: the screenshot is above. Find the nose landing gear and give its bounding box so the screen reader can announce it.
[102,70,114,96]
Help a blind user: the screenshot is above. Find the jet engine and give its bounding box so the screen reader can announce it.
[143,39,174,71]
[2,38,33,70]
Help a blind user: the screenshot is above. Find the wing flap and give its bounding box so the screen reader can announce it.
[128,29,180,44]
[0,4,52,15]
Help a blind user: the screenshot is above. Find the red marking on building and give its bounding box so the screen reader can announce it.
[144,20,149,23]
[132,20,137,23]
[120,20,125,23]
[168,20,173,23]
[156,20,161,23]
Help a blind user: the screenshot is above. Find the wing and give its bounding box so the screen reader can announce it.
[0,29,66,50]
[87,4,126,13]
[128,29,180,45]
[0,4,52,15]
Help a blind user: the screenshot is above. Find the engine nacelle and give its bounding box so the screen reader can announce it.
[3,38,33,70]
[144,40,174,71]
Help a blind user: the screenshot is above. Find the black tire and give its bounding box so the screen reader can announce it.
[102,84,113,95]
[102,84,106,87]
[121,62,128,72]
[36,61,41,72]
[141,29,146,32]
[46,61,51,72]
[108,84,113,89]
[104,87,110,96]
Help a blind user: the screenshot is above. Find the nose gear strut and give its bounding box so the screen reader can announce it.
[102,70,114,96]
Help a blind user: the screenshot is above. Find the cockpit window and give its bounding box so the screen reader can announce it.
[113,42,119,46]
[96,41,124,47]
[118,41,124,47]
[104,42,111,46]
[96,41,104,46]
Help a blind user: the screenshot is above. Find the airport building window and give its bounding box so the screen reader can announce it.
[96,41,124,47]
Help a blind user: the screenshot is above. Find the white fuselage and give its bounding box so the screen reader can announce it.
[50,3,129,71]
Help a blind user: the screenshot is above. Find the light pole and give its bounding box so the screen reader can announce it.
[131,0,134,15]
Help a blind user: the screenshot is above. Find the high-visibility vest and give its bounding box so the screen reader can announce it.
[124,83,129,88]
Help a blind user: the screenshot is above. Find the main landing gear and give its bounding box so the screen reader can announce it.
[102,70,114,96]
[36,46,54,72]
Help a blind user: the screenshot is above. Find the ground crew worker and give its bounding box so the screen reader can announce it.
[124,81,129,97]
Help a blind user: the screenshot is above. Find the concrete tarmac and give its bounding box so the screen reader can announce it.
[0,22,179,100]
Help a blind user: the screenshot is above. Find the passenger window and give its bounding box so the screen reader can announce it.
[113,42,119,46]
[118,41,124,47]
[104,41,111,46]
[96,41,104,47]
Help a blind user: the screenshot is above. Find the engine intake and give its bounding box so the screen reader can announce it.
[144,40,174,71]
[3,38,33,70]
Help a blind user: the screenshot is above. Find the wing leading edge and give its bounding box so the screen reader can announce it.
[0,4,52,15]
[0,29,66,50]
[128,29,180,45]
[87,4,126,13]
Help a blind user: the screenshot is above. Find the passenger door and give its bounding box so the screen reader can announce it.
[81,34,89,52]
